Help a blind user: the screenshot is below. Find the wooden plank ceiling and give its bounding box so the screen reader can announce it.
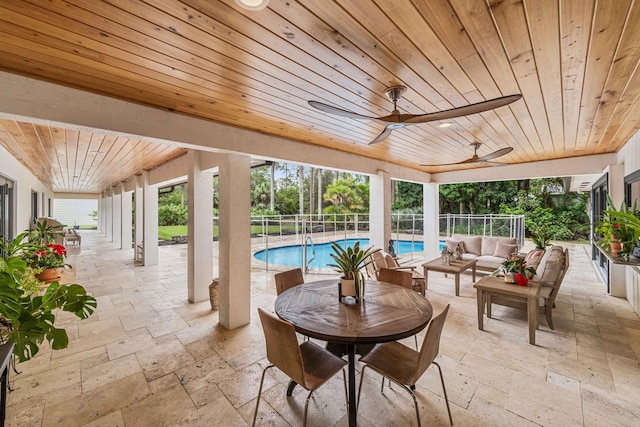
[1,0,639,193]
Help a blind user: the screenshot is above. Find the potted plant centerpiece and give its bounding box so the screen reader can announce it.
[11,221,72,283]
[328,241,380,302]
[495,257,537,286]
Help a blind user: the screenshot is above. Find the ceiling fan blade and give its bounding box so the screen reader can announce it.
[420,158,473,167]
[403,94,522,124]
[369,127,393,144]
[308,100,378,121]
[477,146,513,162]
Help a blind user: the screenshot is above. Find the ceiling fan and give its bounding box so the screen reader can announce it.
[421,141,513,167]
[308,86,521,145]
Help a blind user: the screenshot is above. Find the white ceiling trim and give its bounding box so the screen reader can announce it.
[0,72,432,185]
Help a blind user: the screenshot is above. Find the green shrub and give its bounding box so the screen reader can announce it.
[158,204,187,226]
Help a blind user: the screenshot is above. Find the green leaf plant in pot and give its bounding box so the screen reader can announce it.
[530,225,551,251]
[328,241,380,302]
[0,235,97,362]
[604,207,640,259]
[597,195,640,258]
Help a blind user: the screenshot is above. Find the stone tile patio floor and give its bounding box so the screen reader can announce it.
[6,231,640,426]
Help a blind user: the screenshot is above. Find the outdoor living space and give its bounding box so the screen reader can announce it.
[5,231,640,426]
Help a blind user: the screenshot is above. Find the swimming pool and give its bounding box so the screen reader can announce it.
[254,238,443,269]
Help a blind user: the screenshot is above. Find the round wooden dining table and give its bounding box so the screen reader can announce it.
[274,279,433,427]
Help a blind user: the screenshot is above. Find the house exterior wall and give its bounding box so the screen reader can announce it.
[0,144,53,236]
[618,129,640,181]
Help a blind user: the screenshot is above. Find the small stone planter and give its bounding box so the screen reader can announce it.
[209,279,219,311]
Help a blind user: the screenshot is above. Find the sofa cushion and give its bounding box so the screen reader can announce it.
[494,241,518,259]
[536,246,565,286]
[481,237,517,256]
[461,236,482,255]
[475,255,505,270]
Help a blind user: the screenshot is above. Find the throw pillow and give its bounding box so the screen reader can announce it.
[445,239,464,252]
[493,241,518,259]
[524,249,545,269]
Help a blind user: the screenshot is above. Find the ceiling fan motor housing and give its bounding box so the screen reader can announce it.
[384,85,407,102]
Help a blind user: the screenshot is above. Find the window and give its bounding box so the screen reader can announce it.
[591,174,609,292]
[625,169,640,208]
[31,190,39,223]
[0,175,14,248]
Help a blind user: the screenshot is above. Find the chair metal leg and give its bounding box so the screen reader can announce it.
[341,367,348,411]
[433,361,453,425]
[414,335,418,350]
[303,389,315,427]
[356,365,367,412]
[252,364,274,427]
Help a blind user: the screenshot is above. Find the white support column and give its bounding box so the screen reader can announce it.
[112,186,122,247]
[187,150,214,303]
[423,183,440,261]
[134,175,144,262]
[121,185,133,251]
[100,193,106,235]
[142,171,159,266]
[218,153,251,329]
[105,189,113,241]
[608,164,626,297]
[370,171,392,251]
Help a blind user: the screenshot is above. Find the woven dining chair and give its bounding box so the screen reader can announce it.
[357,304,452,426]
[274,268,304,296]
[253,308,348,427]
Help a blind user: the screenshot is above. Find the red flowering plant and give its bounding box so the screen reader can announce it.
[17,220,71,273]
[25,243,71,271]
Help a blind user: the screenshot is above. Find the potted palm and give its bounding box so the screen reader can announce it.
[328,241,380,302]
[530,226,551,250]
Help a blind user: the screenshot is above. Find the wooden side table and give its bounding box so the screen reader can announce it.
[473,276,541,345]
[422,257,477,296]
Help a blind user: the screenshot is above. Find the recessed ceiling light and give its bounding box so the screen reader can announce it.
[438,122,452,128]
[234,0,269,11]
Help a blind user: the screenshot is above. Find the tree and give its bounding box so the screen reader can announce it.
[394,181,423,211]
[250,167,271,209]
[439,181,519,214]
[500,178,589,241]
[323,177,363,214]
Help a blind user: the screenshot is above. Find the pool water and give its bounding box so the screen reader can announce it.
[254,238,445,269]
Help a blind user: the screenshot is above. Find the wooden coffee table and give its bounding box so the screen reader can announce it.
[422,257,477,296]
[473,276,541,345]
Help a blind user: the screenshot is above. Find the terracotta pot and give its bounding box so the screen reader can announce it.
[35,267,65,284]
[610,241,623,256]
[340,278,357,297]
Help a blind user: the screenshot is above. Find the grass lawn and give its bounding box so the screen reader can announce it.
[157,224,300,240]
